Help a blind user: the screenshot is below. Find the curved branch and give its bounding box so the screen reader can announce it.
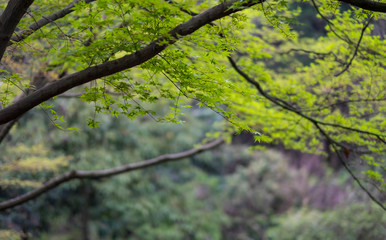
[334,16,373,77]
[0,138,224,211]
[339,0,386,13]
[330,142,386,211]
[229,57,386,141]
[229,58,386,211]
[307,119,386,211]
[310,0,352,44]
[9,0,96,46]
[0,0,261,125]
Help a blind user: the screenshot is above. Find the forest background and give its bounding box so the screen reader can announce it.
[0,0,385,239]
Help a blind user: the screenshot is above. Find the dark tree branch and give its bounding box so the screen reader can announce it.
[0,138,224,211]
[330,142,386,211]
[0,0,34,61]
[339,0,386,13]
[228,57,386,142]
[306,119,386,211]
[0,0,262,125]
[9,0,96,46]
[228,57,385,211]
[310,0,353,44]
[0,118,17,143]
[334,16,373,77]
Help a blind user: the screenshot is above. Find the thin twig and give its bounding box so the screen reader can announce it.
[334,16,373,77]
[331,143,385,210]
[310,0,352,44]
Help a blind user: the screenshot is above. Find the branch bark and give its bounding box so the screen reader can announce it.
[0,138,224,211]
[0,119,17,144]
[0,0,34,61]
[339,0,386,13]
[0,0,261,125]
[9,0,96,46]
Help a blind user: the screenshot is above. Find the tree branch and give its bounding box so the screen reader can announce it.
[0,0,261,125]
[0,118,17,143]
[228,57,386,142]
[311,0,353,44]
[9,0,96,46]
[228,57,385,211]
[334,16,373,77]
[0,0,34,61]
[330,142,386,211]
[0,138,224,211]
[339,0,386,13]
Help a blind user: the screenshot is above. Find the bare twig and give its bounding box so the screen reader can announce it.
[334,16,373,77]
[331,143,385,210]
[228,57,386,143]
[310,0,352,44]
